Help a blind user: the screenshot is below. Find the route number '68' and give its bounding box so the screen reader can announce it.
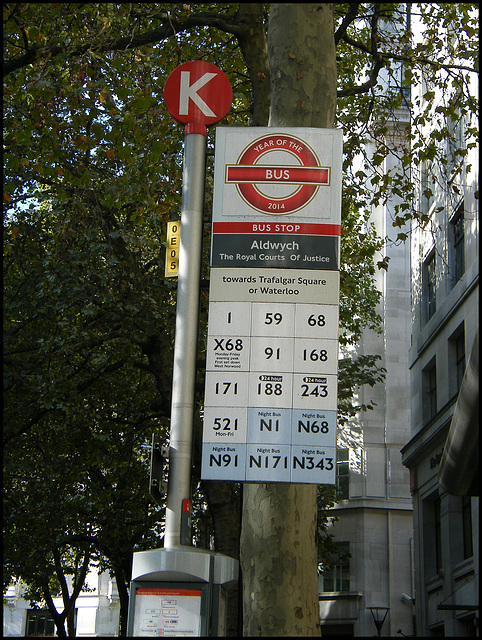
[307,314,326,326]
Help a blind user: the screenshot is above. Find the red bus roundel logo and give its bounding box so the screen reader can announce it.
[225,134,330,215]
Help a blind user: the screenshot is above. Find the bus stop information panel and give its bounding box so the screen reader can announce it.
[201,128,342,484]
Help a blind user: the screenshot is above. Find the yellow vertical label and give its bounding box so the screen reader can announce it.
[165,221,180,277]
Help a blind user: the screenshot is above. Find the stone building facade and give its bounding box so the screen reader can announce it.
[401,63,479,636]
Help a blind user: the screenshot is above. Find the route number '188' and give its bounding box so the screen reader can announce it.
[257,375,283,396]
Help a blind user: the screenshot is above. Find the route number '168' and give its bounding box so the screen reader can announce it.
[303,348,328,362]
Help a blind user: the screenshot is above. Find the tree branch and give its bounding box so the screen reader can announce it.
[334,3,360,45]
[341,32,477,74]
[337,55,384,98]
[3,10,241,77]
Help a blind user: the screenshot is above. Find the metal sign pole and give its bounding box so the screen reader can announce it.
[162,61,232,548]
[164,132,206,548]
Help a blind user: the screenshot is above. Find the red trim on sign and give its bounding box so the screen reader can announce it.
[226,165,329,185]
[212,222,341,236]
[137,588,202,597]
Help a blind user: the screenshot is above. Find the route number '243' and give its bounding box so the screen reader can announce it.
[301,383,328,397]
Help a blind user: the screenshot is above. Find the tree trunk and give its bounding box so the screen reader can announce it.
[267,3,336,128]
[113,557,132,637]
[241,484,320,636]
[240,4,337,636]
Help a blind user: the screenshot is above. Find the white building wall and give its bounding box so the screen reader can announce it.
[401,47,479,636]
[3,567,121,637]
[320,109,414,637]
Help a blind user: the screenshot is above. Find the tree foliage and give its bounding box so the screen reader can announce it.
[3,2,478,636]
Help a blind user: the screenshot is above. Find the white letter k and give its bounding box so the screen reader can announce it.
[179,71,217,117]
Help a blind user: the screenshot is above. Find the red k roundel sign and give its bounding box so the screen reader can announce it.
[164,61,232,134]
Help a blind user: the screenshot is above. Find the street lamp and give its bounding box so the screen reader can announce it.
[367,606,390,637]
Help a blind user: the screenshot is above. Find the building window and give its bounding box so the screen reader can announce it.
[434,498,442,573]
[421,163,435,214]
[449,325,465,398]
[455,333,466,393]
[462,496,473,559]
[449,202,465,285]
[423,251,436,322]
[423,493,442,578]
[336,449,349,500]
[430,623,445,637]
[447,110,465,176]
[26,610,55,637]
[422,358,437,424]
[319,542,350,592]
